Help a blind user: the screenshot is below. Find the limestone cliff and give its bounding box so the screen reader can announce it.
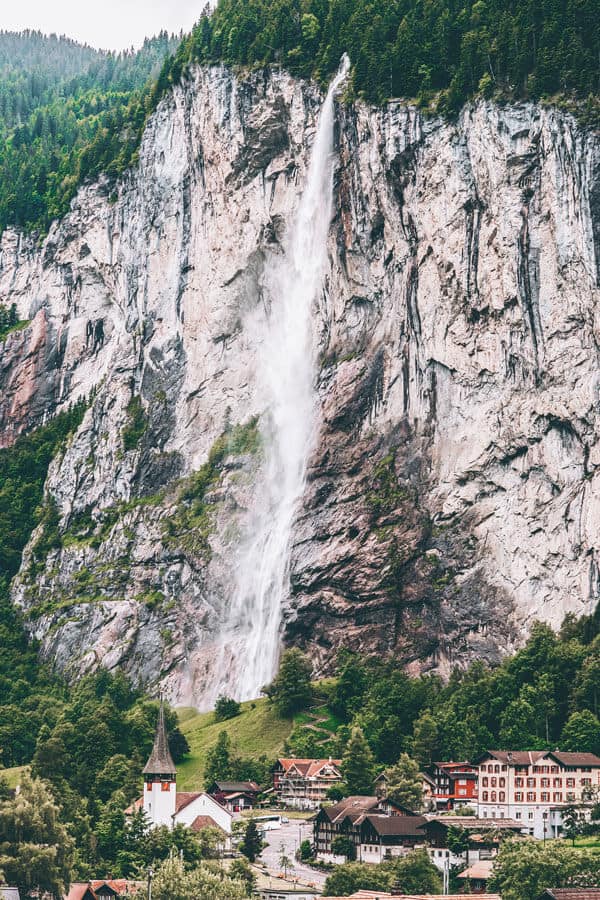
[1,64,599,705]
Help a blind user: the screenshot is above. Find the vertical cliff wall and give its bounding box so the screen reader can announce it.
[0,65,599,705]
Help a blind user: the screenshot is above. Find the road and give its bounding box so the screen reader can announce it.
[258,818,327,889]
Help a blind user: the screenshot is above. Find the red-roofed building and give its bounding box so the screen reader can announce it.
[425,761,478,810]
[64,881,144,900]
[273,757,343,809]
[125,704,233,840]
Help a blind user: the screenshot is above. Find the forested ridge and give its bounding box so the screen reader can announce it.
[0,2,598,239]
[0,30,178,234]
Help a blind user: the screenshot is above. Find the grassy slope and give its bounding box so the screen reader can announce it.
[176,698,293,790]
[2,764,29,789]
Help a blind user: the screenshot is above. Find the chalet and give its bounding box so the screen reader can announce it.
[457,860,494,894]
[425,815,524,870]
[314,795,427,862]
[125,702,232,839]
[64,882,144,900]
[273,758,342,809]
[426,761,478,810]
[475,750,600,838]
[206,780,260,811]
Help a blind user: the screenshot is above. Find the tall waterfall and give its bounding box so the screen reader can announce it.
[207,56,350,705]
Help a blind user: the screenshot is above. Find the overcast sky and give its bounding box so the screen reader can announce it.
[1,0,203,51]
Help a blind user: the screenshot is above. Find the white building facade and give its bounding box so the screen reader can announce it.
[476,750,600,839]
[139,702,232,837]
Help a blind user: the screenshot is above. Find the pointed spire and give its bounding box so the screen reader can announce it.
[143,695,176,776]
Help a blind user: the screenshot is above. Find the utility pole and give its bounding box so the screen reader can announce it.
[147,866,154,900]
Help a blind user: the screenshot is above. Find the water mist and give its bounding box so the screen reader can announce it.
[203,56,351,705]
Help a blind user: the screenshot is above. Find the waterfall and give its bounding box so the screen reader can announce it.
[204,56,350,706]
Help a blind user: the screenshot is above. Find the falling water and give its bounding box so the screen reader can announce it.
[206,56,350,704]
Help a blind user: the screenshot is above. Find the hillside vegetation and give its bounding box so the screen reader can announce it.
[0,30,177,234]
[176,700,293,789]
[0,1,598,240]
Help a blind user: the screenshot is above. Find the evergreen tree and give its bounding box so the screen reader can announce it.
[340,725,377,795]
[264,649,313,717]
[561,710,600,755]
[239,818,263,862]
[204,730,233,786]
[383,753,423,811]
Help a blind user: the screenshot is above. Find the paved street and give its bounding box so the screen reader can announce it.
[258,818,327,889]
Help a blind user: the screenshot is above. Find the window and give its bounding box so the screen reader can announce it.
[499,792,506,802]
[495,765,500,773]
[515,792,523,802]
[502,765,508,771]
[161,782,171,792]
[491,777,497,787]
[528,812,534,819]
[527,792,536,802]
[550,766,558,774]
[499,777,506,787]
[541,778,550,787]
[553,792,563,802]
[482,777,489,787]
[541,792,550,801]
[516,812,522,819]
[527,778,536,787]
[491,792,497,802]
[567,793,576,801]
[566,778,575,788]
[482,792,488,801]
[553,778,562,787]
[534,766,541,773]
[515,777,524,787]
[582,778,592,787]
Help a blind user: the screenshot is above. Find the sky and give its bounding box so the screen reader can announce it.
[0,0,203,51]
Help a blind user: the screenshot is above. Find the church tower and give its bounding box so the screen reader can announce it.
[142,699,177,827]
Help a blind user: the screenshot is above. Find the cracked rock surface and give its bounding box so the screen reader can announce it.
[0,65,599,704]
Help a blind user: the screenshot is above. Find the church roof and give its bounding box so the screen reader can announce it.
[142,701,176,775]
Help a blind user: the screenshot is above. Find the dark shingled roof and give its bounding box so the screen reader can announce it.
[363,814,428,836]
[142,702,176,775]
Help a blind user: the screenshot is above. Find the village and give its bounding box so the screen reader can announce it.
[3,702,598,900]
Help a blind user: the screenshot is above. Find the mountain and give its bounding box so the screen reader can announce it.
[1,51,599,707]
[0,30,178,233]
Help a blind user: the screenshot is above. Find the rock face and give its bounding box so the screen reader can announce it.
[1,64,599,705]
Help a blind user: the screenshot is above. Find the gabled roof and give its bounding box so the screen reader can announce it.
[175,791,202,813]
[190,815,226,833]
[209,780,260,793]
[277,757,342,777]
[143,702,176,775]
[474,750,547,766]
[545,751,600,768]
[426,815,523,831]
[175,791,233,818]
[458,860,494,880]
[320,796,381,823]
[361,813,428,836]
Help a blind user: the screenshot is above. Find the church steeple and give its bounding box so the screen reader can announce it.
[143,698,176,777]
[143,697,177,828]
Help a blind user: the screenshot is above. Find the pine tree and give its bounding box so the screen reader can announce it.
[384,753,423,811]
[239,818,263,862]
[340,726,377,795]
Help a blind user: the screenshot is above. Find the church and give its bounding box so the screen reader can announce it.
[126,703,232,838]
